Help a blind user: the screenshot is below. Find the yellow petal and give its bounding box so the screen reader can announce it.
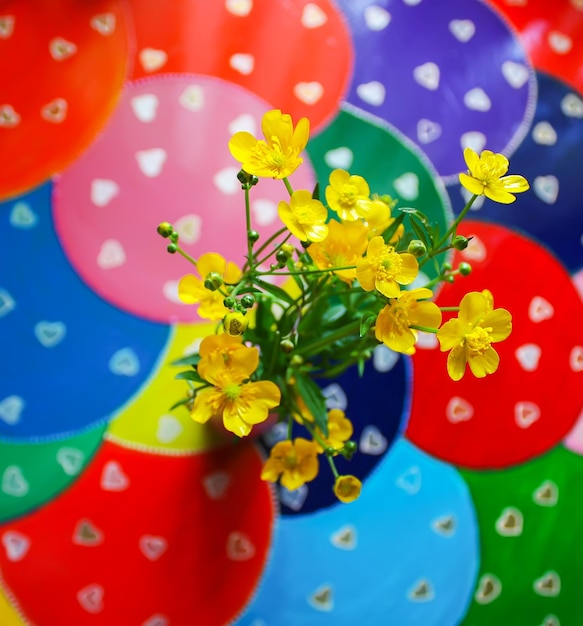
[413,301,442,330]
[437,318,462,351]
[197,252,226,277]
[261,109,292,146]
[223,409,252,437]
[328,168,349,190]
[463,147,479,172]
[191,389,219,424]
[481,308,512,341]
[459,173,485,196]
[228,131,257,163]
[500,174,530,193]
[447,344,467,381]
[484,185,517,204]
[468,346,500,378]
[355,261,375,291]
[178,274,203,304]
[291,116,310,151]
[375,277,400,298]
[396,253,419,284]
[333,475,362,503]
[228,346,260,377]
[459,291,489,326]
[306,223,329,242]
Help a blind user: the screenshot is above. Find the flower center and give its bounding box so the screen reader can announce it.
[390,301,410,331]
[339,184,359,208]
[376,247,402,280]
[283,453,298,471]
[465,326,492,355]
[223,383,242,401]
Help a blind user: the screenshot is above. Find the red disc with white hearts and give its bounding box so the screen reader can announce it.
[0,0,130,199]
[0,440,274,625]
[405,220,583,469]
[126,0,352,131]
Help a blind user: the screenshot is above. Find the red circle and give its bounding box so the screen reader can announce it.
[406,220,583,469]
[0,440,275,625]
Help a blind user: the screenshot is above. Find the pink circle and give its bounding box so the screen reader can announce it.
[53,75,316,323]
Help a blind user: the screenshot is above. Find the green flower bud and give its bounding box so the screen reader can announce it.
[344,440,357,454]
[237,170,259,188]
[248,230,260,243]
[279,339,295,353]
[223,311,249,336]
[407,239,427,258]
[157,222,174,238]
[445,274,455,283]
[442,261,452,272]
[275,248,290,265]
[203,272,223,291]
[223,296,236,309]
[325,446,337,457]
[458,262,472,276]
[170,232,179,243]
[166,243,177,254]
[241,294,255,309]
[452,235,469,251]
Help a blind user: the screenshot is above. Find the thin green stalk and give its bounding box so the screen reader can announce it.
[175,246,198,268]
[294,320,361,357]
[410,324,439,333]
[283,177,294,196]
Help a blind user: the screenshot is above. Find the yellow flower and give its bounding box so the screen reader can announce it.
[375,288,442,354]
[314,409,353,453]
[223,311,249,336]
[278,190,329,242]
[459,148,530,204]
[228,109,309,179]
[333,475,362,503]
[308,219,368,284]
[178,253,242,321]
[365,198,404,242]
[192,347,281,437]
[325,169,374,221]
[356,236,418,298]
[437,290,512,381]
[198,333,244,361]
[261,437,319,491]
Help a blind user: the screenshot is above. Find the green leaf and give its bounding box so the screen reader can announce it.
[382,212,405,243]
[254,278,296,306]
[409,214,430,247]
[169,396,192,411]
[359,311,377,337]
[294,373,328,436]
[171,354,201,367]
[175,370,204,383]
[312,182,320,201]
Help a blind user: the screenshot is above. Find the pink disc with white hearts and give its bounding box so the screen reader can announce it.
[53,75,316,324]
[406,220,583,469]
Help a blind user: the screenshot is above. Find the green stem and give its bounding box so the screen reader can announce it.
[259,264,356,277]
[175,246,198,268]
[294,320,361,357]
[326,453,340,479]
[439,306,460,312]
[410,324,439,333]
[253,226,288,259]
[283,177,294,196]
[255,232,292,268]
[244,187,254,270]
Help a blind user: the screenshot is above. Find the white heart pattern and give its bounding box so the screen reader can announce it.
[372,344,399,372]
[495,506,524,537]
[413,62,440,91]
[356,81,386,106]
[34,321,67,348]
[561,93,583,118]
[501,61,530,89]
[97,239,126,269]
[226,532,255,560]
[109,347,140,376]
[0,395,24,425]
[515,343,541,371]
[229,53,254,75]
[460,130,487,154]
[532,121,557,146]
[131,94,159,122]
[77,584,105,614]
[251,199,278,226]
[363,5,391,31]
[0,15,15,39]
[449,19,475,42]
[293,81,324,105]
[90,13,116,36]
[175,214,202,243]
[528,296,554,323]
[515,401,541,429]
[225,0,253,17]
[100,460,130,491]
[301,3,327,28]
[417,118,442,144]
[321,383,347,410]
[548,31,572,54]
[395,466,422,495]
[279,483,308,511]
[324,147,353,170]
[570,346,583,372]
[142,615,169,626]
[49,37,77,61]
[393,172,419,200]
[56,447,85,476]
[91,179,120,207]
[330,525,357,550]
[140,535,168,561]
[464,87,491,112]
[359,425,388,455]
[533,175,559,204]
[41,98,68,123]
[0,289,15,317]
[202,471,231,500]
[2,531,30,561]
[228,113,257,136]
[213,167,241,194]
[136,148,167,177]
[179,85,205,112]
[9,202,37,228]
[461,235,487,262]
[139,47,167,72]
[0,104,20,127]
[156,414,183,444]
[446,396,474,423]
[2,465,29,497]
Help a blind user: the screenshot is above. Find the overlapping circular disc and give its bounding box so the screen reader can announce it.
[337,0,535,179]
[0,0,130,200]
[240,438,478,625]
[406,220,583,469]
[0,440,274,625]
[0,184,170,441]
[262,353,411,514]
[126,0,352,130]
[307,106,453,282]
[53,74,316,324]
[490,0,583,94]
[447,71,583,274]
[460,445,583,625]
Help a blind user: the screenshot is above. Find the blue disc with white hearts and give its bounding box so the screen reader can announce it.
[236,438,478,626]
[0,184,170,440]
[447,72,583,274]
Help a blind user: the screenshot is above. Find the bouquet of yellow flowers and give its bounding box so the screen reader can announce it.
[157,109,529,503]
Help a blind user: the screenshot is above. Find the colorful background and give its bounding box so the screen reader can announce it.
[1,0,582,624]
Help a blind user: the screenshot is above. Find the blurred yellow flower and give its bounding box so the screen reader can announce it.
[309,219,368,284]
[365,198,404,242]
[228,109,309,179]
[356,236,418,298]
[437,290,512,381]
[314,409,353,453]
[325,169,373,221]
[178,253,242,321]
[459,148,530,204]
[193,346,281,437]
[261,437,319,491]
[375,288,442,354]
[333,475,362,503]
[278,189,329,242]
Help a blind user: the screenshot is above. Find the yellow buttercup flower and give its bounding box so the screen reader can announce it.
[308,219,368,284]
[365,198,404,242]
[356,236,418,298]
[192,347,281,437]
[228,109,309,179]
[333,475,362,503]
[459,148,530,204]
[261,437,319,491]
[278,190,329,242]
[437,290,512,381]
[198,333,244,362]
[314,409,353,453]
[178,253,242,321]
[326,169,374,221]
[375,288,442,354]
